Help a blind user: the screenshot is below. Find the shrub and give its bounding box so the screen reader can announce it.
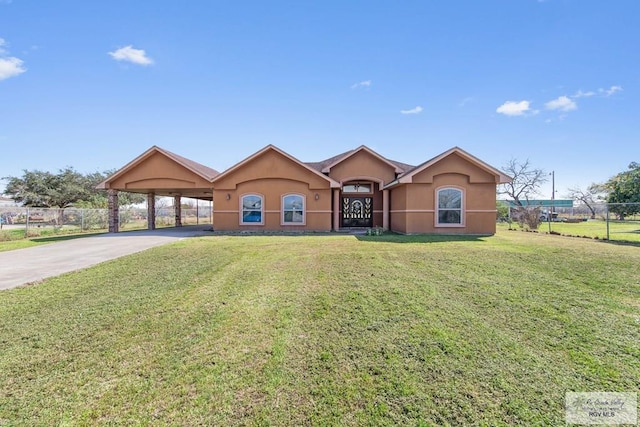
[366,226,384,236]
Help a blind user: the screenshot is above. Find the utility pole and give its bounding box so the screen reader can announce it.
[548,170,555,228]
[550,170,556,216]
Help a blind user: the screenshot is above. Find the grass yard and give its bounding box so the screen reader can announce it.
[0,231,106,252]
[545,219,640,243]
[0,231,638,425]
[0,227,104,252]
[499,219,640,243]
[0,221,203,252]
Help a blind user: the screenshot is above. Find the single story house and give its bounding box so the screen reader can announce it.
[97,144,511,235]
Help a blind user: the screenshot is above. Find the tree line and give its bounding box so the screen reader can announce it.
[2,168,145,210]
[501,160,639,227]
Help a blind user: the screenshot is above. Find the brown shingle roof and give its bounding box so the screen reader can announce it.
[160,147,220,180]
[305,146,415,174]
[304,149,355,172]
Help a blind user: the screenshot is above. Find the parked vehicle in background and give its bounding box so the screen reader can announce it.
[540,211,567,222]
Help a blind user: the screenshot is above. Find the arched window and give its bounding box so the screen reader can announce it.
[282,194,305,224]
[436,187,463,226]
[342,182,372,193]
[241,194,263,225]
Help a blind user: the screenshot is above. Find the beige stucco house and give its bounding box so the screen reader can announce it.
[98,144,511,235]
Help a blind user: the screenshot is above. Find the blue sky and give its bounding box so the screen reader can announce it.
[1,0,638,198]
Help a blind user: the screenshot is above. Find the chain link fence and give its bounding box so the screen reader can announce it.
[2,203,638,243]
[0,206,212,240]
[504,202,640,243]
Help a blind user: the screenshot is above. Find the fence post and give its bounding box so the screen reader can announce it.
[605,204,610,241]
[25,207,29,235]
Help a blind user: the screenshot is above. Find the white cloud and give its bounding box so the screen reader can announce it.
[351,80,371,89]
[400,106,423,115]
[572,90,595,98]
[0,57,26,80]
[108,45,154,66]
[545,95,577,112]
[496,100,531,116]
[599,85,622,96]
[459,97,474,107]
[0,38,26,80]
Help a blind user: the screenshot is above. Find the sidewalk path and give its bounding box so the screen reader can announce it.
[0,226,213,291]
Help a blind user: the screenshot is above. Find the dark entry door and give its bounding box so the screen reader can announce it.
[341,197,373,227]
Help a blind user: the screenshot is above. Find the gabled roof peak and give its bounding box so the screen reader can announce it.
[318,145,409,174]
[385,146,511,188]
[96,145,219,189]
[211,144,341,188]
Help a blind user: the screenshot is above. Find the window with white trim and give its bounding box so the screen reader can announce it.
[282,194,304,224]
[437,188,463,225]
[342,182,372,193]
[241,194,263,224]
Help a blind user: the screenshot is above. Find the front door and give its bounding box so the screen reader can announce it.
[341,196,373,228]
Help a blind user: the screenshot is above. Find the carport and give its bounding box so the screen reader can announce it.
[96,146,219,232]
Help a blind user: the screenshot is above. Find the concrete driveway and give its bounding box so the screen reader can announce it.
[0,225,213,291]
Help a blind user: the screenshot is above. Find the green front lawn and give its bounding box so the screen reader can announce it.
[1,232,638,425]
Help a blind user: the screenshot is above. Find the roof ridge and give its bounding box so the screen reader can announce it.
[156,147,220,180]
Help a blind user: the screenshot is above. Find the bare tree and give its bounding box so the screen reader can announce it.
[499,159,547,205]
[499,158,547,229]
[566,184,605,219]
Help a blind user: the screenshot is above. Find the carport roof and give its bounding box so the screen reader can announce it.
[96,145,219,189]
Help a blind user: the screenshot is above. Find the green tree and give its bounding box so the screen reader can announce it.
[4,168,93,209]
[496,200,510,221]
[3,168,145,225]
[606,162,640,220]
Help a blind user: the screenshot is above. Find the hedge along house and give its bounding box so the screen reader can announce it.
[98,144,511,234]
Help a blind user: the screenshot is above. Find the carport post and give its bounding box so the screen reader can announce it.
[147,192,156,230]
[174,194,182,227]
[108,190,119,233]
